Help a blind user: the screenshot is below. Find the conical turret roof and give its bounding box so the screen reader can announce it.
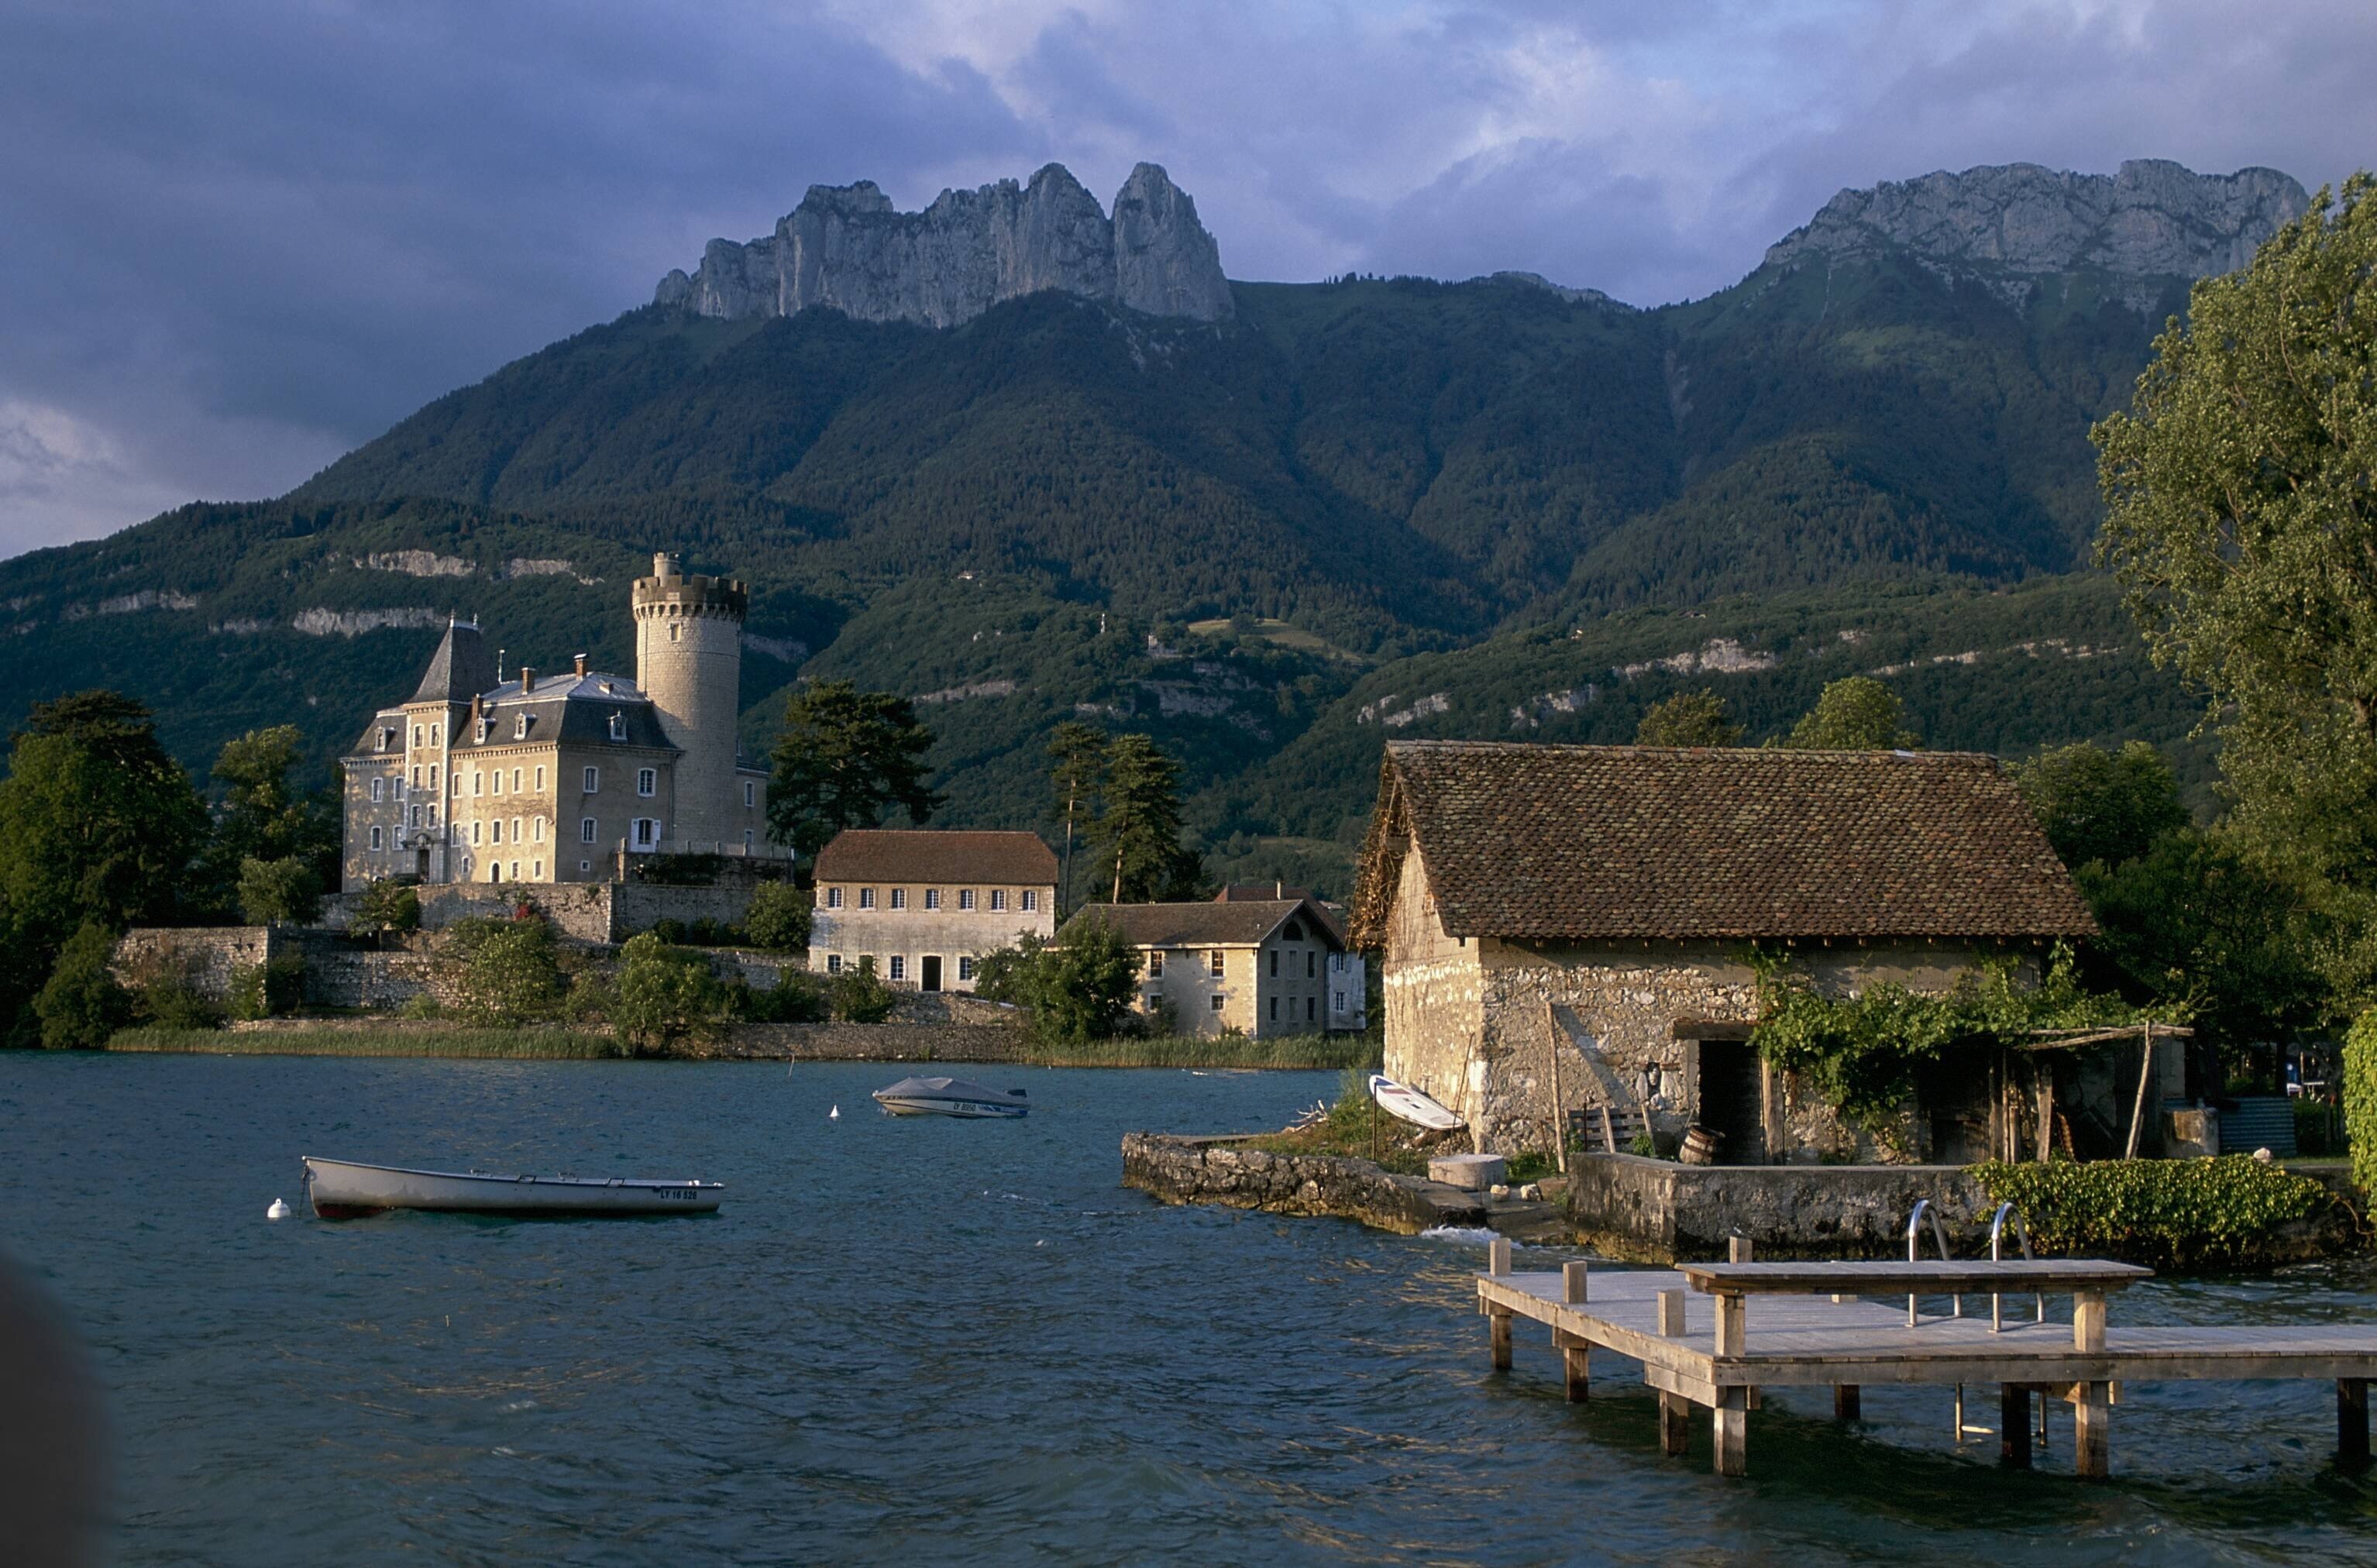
[408,618,497,704]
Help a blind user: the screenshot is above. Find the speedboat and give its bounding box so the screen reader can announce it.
[871,1076,1030,1119]
[302,1156,724,1219]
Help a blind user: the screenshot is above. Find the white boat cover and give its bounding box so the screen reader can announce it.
[871,1077,1030,1116]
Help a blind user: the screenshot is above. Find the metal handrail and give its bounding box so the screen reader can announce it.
[1987,1202,2045,1332]
[1904,1199,1962,1327]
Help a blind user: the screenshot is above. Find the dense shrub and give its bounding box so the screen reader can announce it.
[613,933,730,1050]
[226,953,306,1021]
[349,878,421,938]
[828,956,898,1024]
[2344,1009,2377,1195]
[445,915,565,1026]
[741,973,829,1024]
[34,922,130,1049]
[1972,1156,2330,1270]
[971,920,1142,1044]
[742,882,811,951]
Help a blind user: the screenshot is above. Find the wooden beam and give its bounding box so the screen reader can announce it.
[1834,1384,1861,1421]
[1490,1309,1512,1371]
[2001,1384,2031,1467]
[1713,1387,1748,1477]
[2123,1021,2155,1161]
[2343,1379,2370,1463]
[1659,1391,1691,1455]
[2073,1288,2108,1354]
[2074,1381,2110,1478]
[1563,1343,1591,1403]
[1679,1260,2151,1297]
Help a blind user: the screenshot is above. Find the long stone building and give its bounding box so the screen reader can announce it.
[339,554,773,890]
[1350,741,2100,1162]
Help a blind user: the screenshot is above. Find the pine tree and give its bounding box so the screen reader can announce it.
[1093,734,1200,903]
[1047,721,1107,916]
[766,681,943,866]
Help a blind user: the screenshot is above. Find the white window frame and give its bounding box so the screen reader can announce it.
[827,887,845,910]
[370,777,383,803]
[580,817,597,844]
[1148,950,1164,978]
[1020,889,1038,912]
[744,780,756,807]
[1209,994,1225,1013]
[638,768,657,797]
[827,954,843,975]
[858,887,875,910]
[583,766,599,793]
[514,715,528,740]
[923,889,941,911]
[990,889,1007,912]
[889,955,906,982]
[1209,950,1225,978]
[958,889,975,911]
[632,817,660,850]
[369,826,383,850]
[889,889,906,910]
[958,955,975,982]
[535,765,545,792]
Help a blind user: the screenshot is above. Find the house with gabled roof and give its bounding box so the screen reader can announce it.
[808,829,1058,991]
[1350,740,2100,1163]
[1067,891,1360,1037]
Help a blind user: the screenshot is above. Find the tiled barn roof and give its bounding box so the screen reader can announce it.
[814,829,1058,886]
[1350,741,2096,946]
[1066,899,1343,951]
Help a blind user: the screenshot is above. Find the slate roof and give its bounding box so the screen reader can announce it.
[1067,899,1344,951]
[408,620,498,705]
[1350,741,2096,946]
[814,830,1058,887]
[346,673,677,758]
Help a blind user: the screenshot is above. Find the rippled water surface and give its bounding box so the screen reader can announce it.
[7,1054,2377,1564]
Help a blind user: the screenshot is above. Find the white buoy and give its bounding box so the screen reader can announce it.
[829,1105,840,1120]
[267,1198,291,1220]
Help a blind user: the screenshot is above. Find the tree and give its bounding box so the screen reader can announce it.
[445,915,565,1026]
[974,922,1142,1044]
[0,692,207,1043]
[1635,689,1743,748]
[766,681,942,865]
[2014,741,2190,872]
[1047,720,1107,915]
[2095,174,2377,999]
[1784,676,1919,750]
[741,881,811,951]
[1093,734,1200,903]
[828,955,898,1023]
[208,725,339,892]
[614,933,728,1051]
[237,855,322,927]
[349,879,421,940]
[33,922,129,1050]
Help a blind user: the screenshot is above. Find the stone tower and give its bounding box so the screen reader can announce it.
[632,552,747,849]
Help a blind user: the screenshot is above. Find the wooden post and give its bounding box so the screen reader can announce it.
[2342,1379,2370,1462]
[2074,1382,2110,1478]
[1544,997,1568,1175]
[1657,1289,1687,1339]
[1728,1235,1754,1263]
[1488,1236,1512,1277]
[2123,1021,2155,1161]
[1562,1338,1591,1402]
[2073,1288,2107,1353]
[1714,1294,1746,1358]
[2000,1384,2031,1467]
[1562,1260,1589,1303]
[1658,1392,1691,1456]
[1713,1387,1748,1477]
[2037,1069,2055,1164]
[1834,1385,1861,1421]
[1726,1235,1760,1407]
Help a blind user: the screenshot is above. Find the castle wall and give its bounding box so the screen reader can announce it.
[634,555,747,848]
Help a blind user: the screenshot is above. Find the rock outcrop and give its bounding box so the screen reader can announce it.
[1764,159,2308,287]
[655,161,1232,327]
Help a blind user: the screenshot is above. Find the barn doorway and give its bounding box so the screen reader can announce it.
[1694,1038,1767,1165]
[920,955,943,992]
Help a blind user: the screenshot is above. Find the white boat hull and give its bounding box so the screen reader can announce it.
[873,1095,1030,1119]
[1368,1074,1465,1132]
[870,1076,1030,1119]
[303,1157,723,1219]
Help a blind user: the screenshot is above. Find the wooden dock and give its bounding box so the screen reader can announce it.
[1474,1240,2377,1478]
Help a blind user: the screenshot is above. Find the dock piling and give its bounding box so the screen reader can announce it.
[1562,1260,1588,1304]
[1834,1385,1861,1421]
[2342,1379,2369,1462]
[2074,1382,2110,1478]
[2000,1385,2031,1467]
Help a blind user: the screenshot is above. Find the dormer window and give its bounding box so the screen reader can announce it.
[476,719,491,743]
[430,724,441,745]
[377,727,395,752]
[608,713,626,742]
[514,714,529,740]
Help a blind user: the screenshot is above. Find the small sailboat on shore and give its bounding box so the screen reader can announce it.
[871,1076,1030,1119]
[302,1157,724,1219]
[1368,1074,1465,1131]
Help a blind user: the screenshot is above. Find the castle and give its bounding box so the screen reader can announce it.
[339,554,773,890]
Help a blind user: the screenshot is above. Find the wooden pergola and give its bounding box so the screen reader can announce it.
[2013,1020,2194,1162]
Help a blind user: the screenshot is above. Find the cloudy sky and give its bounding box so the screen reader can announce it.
[2,0,2370,559]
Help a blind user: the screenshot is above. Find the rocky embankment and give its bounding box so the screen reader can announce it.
[1121,1133,1496,1234]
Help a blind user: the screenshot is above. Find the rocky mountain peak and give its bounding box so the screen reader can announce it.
[655,161,1233,328]
[1763,159,2309,288]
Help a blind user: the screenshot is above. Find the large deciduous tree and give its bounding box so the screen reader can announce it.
[1784,676,1919,750]
[1093,734,1200,903]
[205,724,339,903]
[766,681,942,867]
[2094,173,2377,997]
[2014,741,2190,872]
[1634,689,1744,748]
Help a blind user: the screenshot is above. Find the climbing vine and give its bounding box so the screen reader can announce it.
[2344,1009,2377,1195]
[1749,944,2159,1132]
[1972,1157,2327,1270]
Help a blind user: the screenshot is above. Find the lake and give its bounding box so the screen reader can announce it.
[4,1054,2376,1563]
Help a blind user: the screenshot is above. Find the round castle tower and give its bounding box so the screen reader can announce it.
[632,552,746,850]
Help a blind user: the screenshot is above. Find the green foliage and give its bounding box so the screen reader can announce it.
[2345,1009,2377,1196]
[1047,720,1108,915]
[741,880,811,951]
[205,724,339,905]
[1753,945,2142,1130]
[445,915,565,1026]
[1784,676,1920,749]
[34,922,129,1049]
[767,679,941,864]
[738,972,830,1024]
[1634,689,1743,747]
[237,854,322,926]
[2096,174,2377,1002]
[564,968,615,1026]
[988,917,1144,1044]
[129,957,222,1030]
[827,954,898,1024]
[1972,1157,2328,1270]
[1092,734,1201,903]
[107,1025,627,1059]
[613,932,729,1050]
[2014,740,2190,871]
[349,878,421,937]
[226,954,305,1022]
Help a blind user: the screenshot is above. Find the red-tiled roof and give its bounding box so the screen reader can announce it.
[814,829,1057,886]
[1350,741,2096,946]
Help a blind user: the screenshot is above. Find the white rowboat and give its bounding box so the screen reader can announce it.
[871,1076,1030,1119]
[1368,1074,1465,1131]
[302,1156,724,1219]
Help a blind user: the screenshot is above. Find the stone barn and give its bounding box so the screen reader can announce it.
[1349,741,2100,1162]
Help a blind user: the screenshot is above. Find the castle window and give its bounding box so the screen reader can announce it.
[1209,951,1225,978]
[990,889,1007,912]
[429,765,439,789]
[827,954,843,975]
[1020,890,1038,913]
[532,860,542,879]
[511,769,521,793]
[745,781,756,808]
[430,724,440,745]
[511,817,522,844]
[580,817,597,843]
[827,887,844,909]
[1283,920,1304,942]
[1209,994,1225,1013]
[409,767,420,789]
[889,889,906,910]
[493,772,504,796]
[427,806,437,827]
[859,888,875,910]
[370,778,383,803]
[1269,950,1278,978]
[473,772,483,796]
[958,955,975,982]
[889,955,906,982]
[923,889,941,911]
[487,863,499,882]
[578,860,590,873]
[411,725,422,748]
[958,889,975,911]
[670,624,681,643]
[1270,997,1279,1022]
[1334,991,1346,1013]
[370,826,383,850]
[608,714,626,742]
[511,861,520,880]
[471,821,482,844]
[532,818,543,843]
[477,720,490,743]
[1148,950,1164,978]
[632,817,660,849]
[514,715,528,740]
[450,773,460,797]
[1307,997,1316,1022]
[638,768,656,797]
[535,766,545,791]
[1307,952,1316,978]
[583,766,598,793]
[379,728,394,752]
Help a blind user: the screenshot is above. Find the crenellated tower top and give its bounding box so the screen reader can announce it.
[632,552,748,621]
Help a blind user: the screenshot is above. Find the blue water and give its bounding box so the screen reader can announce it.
[5,1054,2377,1564]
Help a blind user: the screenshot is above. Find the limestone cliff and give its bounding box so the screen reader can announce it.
[1763,159,2308,297]
[655,161,1232,327]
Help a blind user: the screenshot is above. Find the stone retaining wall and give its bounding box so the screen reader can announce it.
[1120,1133,1488,1234]
[1566,1153,1992,1264]
[321,879,760,944]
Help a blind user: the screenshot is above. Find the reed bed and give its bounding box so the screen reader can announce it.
[1015,1034,1381,1071]
[107,1026,628,1060]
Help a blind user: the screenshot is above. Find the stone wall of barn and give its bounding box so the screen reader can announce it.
[1379,845,1487,1123]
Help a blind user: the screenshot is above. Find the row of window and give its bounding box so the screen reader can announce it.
[371,766,755,807]
[821,954,980,982]
[479,860,543,882]
[824,886,1037,913]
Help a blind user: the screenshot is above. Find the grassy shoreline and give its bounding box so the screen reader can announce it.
[102,1024,1380,1070]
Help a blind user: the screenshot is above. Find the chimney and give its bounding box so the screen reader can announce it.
[521,666,536,694]
[653,552,679,579]
[573,652,587,678]
[1275,880,1284,899]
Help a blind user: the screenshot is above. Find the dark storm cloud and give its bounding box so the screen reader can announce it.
[2,0,2373,557]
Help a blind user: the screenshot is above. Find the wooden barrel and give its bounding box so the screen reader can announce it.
[1679,1123,1723,1166]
